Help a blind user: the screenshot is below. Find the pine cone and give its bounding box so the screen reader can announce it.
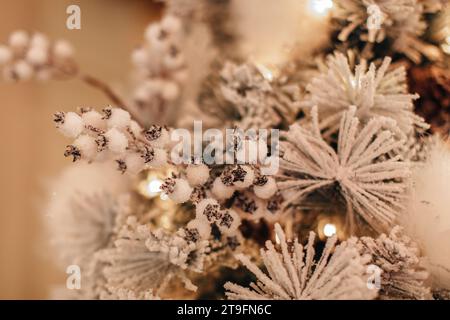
[408,65,450,134]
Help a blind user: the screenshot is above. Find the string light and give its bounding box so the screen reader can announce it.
[323,223,337,237]
[137,168,176,200]
[256,63,274,81]
[147,178,162,195]
[308,0,333,16]
[317,215,345,240]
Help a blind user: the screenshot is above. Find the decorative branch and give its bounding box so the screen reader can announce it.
[80,74,143,126]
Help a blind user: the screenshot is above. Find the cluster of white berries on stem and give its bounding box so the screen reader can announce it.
[131,15,188,124]
[0,30,75,81]
[54,107,170,174]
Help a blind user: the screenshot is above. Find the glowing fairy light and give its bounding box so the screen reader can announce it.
[308,0,333,16]
[147,178,162,196]
[256,63,274,81]
[323,223,337,237]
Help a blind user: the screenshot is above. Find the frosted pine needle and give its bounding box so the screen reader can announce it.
[278,106,410,233]
[200,62,299,130]
[224,223,377,300]
[332,0,445,62]
[358,226,432,300]
[301,52,427,137]
[223,62,300,129]
[49,192,130,266]
[98,217,208,295]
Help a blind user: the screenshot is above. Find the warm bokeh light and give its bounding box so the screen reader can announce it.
[323,223,337,237]
[308,0,333,16]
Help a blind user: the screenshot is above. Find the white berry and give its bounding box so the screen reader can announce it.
[186,163,210,186]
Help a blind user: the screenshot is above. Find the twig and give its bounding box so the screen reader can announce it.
[80,74,144,127]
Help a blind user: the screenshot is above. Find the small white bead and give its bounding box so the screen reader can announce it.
[233,166,255,189]
[145,24,168,50]
[53,40,74,59]
[161,15,182,34]
[14,60,33,80]
[105,128,128,154]
[131,48,149,67]
[212,177,235,200]
[168,178,193,204]
[195,198,220,221]
[81,110,105,130]
[58,112,84,138]
[148,148,167,168]
[145,24,160,43]
[30,33,49,49]
[254,176,278,199]
[163,52,184,70]
[9,30,29,49]
[145,126,170,148]
[187,218,211,240]
[107,108,131,130]
[186,163,210,186]
[26,46,48,65]
[218,209,241,235]
[0,45,12,65]
[73,135,97,160]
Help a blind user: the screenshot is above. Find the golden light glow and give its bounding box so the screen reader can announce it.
[147,179,162,194]
[137,168,175,200]
[256,63,274,81]
[317,214,345,240]
[323,223,337,237]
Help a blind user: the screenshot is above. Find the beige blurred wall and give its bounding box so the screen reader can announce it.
[0,0,161,299]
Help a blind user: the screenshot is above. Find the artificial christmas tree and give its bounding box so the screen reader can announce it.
[1,0,450,300]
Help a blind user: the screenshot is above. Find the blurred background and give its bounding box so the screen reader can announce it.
[0,0,161,299]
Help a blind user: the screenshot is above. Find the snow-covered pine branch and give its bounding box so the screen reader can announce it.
[225,223,377,300]
[278,105,410,234]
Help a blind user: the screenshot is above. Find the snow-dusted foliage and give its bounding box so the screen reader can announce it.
[278,106,409,233]
[225,223,377,299]
[301,53,428,137]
